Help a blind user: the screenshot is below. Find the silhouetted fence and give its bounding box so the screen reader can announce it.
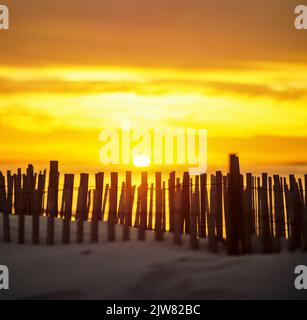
[0,154,307,255]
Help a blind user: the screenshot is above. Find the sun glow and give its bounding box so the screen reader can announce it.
[133,155,151,168]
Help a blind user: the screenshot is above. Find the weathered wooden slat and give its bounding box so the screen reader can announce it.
[62,174,74,244]
[6,171,13,214]
[288,175,303,251]
[76,173,89,243]
[101,184,109,221]
[242,173,252,254]
[108,172,118,242]
[174,180,182,245]
[148,183,154,230]
[227,155,241,255]
[273,175,285,238]
[181,172,190,235]
[138,172,148,240]
[246,173,253,235]
[16,185,25,244]
[272,175,282,252]
[0,172,10,243]
[32,190,41,245]
[215,171,223,241]
[47,161,59,245]
[117,182,126,224]
[155,172,163,241]
[37,171,46,216]
[303,175,307,251]
[190,177,200,250]
[162,181,166,232]
[123,171,132,241]
[168,171,175,233]
[260,173,273,253]
[91,172,104,243]
[268,177,274,235]
[199,173,208,238]
[134,186,141,228]
[223,175,229,240]
[208,174,217,252]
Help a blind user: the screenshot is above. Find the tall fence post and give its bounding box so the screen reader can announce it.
[227,154,242,255]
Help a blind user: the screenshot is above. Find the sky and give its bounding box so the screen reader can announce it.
[0,0,307,170]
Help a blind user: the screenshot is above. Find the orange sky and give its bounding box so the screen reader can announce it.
[0,0,307,169]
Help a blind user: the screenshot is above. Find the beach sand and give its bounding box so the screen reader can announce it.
[0,214,307,300]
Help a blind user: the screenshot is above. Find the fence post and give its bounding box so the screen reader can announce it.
[91,172,104,243]
[303,175,307,251]
[227,154,242,255]
[123,171,132,241]
[108,172,118,242]
[101,184,109,221]
[162,181,166,232]
[181,172,190,235]
[37,171,46,216]
[155,172,163,241]
[61,174,74,244]
[246,173,253,234]
[148,183,154,230]
[117,182,126,224]
[76,173,89,243]
[260,173,272,253]
[134,186,141,228]
[242,174,252,254]
[200,173,208,238]
[215,171,223,241]
[288,175,303,251]
[208,174,217,252]
[190,176,200,250]
[138,172,148,241]
[47,161,59,245]
[0,173,10,243]
[6,171,13,214]
[174,180,182,245]
[273,175,285,238]
[273,175,284,252]
[223,175,229,240]
[168,172,175,233]
[32,190,42,245]
[268,177,274,235]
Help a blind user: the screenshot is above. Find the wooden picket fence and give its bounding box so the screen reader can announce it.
[0,154,307,255]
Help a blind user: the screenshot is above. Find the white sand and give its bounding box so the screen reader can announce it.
[0,214,307,300]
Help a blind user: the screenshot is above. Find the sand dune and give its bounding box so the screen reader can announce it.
[0,214,307,300]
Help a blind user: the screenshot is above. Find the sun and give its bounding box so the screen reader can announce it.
[133,155,151,167]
